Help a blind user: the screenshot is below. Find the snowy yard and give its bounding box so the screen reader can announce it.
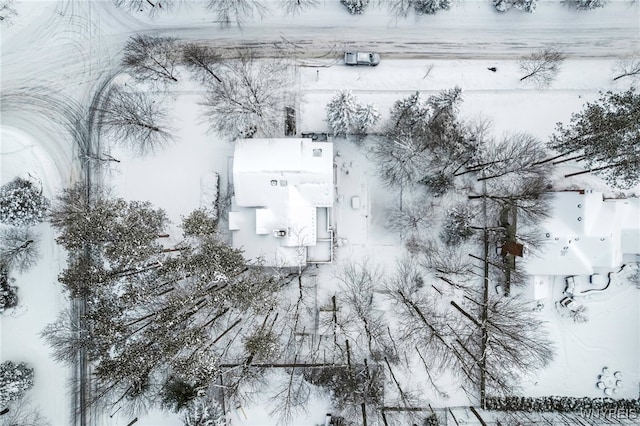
[1,0,640,425]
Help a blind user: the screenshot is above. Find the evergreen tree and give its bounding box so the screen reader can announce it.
[0,361,34,408]
[387,91,431,139]
[0,178,49,227]
[354,102,381,136]
[326,90,359,137]
[183,397,226,426]
[549,88,640,188]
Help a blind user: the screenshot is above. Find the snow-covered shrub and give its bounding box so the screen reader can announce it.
[326,90,359,137]
[0,361,34,409]
[440,205,475,246]
[413,0,451,15]
[563,0,606,9]
[0,266,18,312]
[493,0,537,13]
[341,0,369,14]
[0,177,49,227]
[183,397,226,426]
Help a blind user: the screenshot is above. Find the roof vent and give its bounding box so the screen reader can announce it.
[270,180,278,186]
[577,217,582,221]
[312,148,323,157]
[577,204,582,208]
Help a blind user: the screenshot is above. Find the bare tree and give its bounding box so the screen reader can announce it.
[0,397,50,426]
[335,260,394,361]
[267,369,311,425]
[0,0,17,25]
[369,136,429,193]
[122,35,180,85]
[206,0,269,27]
[453,293,555,395]
[386,197,435,238]
[96,85,172,156]
[383,260,469,386]
[182,43,224,85]
[281,0,319,15]
[466,132,551,182]
[519,48,566,87]
[470,175,553,225]
[613,54,640,82]
[201,52,293,140]
[113,0,179,17]
[0,227,39,273]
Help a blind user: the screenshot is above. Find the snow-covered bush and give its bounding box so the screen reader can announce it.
[413,0,451,14]
[441,205,475,246]
[493,0,537,13]
[326,90,359,137]
[0,266,18,312]
[0,361,34,409]
[563,0,606,9]
[341,0,370,14]
[183,397,226,426]
[0,178,49,227]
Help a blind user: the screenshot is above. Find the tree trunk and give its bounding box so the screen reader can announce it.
[450,300,482,328]
[564,162,624,178]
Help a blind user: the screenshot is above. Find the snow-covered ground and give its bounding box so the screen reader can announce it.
[2,0,639,425]
[0,128,71,424]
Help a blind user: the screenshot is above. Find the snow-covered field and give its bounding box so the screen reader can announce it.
[1,0,639,425]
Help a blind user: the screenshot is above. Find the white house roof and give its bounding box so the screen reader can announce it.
[233,138,333,208]
[525,191,639,277]
[230,138,334,267]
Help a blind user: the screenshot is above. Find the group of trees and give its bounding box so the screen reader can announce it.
[113,35,293,152]
[316,257,554,423]
[112,0,608,21]
[43,183,287,417]
[326,90,380,139]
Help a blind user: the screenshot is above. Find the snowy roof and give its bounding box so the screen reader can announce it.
[230,139,334,267]
[525,192,640,277]
[233,138,333,208]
